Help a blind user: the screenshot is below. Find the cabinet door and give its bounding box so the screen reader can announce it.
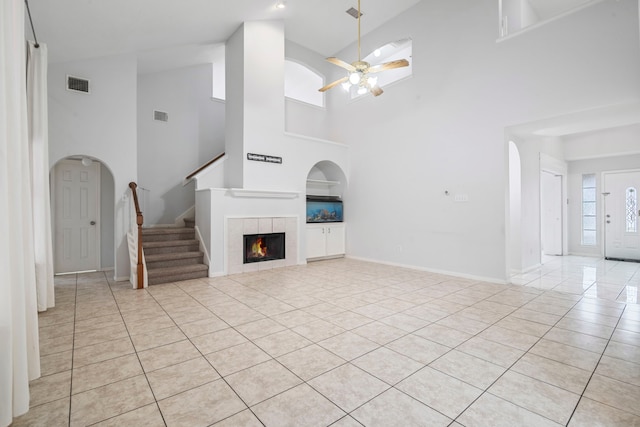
[325,224,345,256]
[306,226,327,259]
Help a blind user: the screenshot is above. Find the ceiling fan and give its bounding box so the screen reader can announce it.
[318,0,410,97]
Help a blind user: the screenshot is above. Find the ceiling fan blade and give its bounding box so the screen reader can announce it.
[370,85,384,97]
[319,76,349,92]
[326,57,356,72]
[368,59,410,74]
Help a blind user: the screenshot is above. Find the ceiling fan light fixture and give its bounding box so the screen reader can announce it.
[317,0,409,97]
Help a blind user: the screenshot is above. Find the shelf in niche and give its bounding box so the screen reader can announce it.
[306,179,340,186]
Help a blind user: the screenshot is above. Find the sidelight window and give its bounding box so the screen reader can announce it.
[582,174,596,246]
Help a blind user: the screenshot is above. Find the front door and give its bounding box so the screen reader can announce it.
[54,159,100,273]
[604,170,640,261]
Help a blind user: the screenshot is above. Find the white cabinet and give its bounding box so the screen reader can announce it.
[306,223,345,259]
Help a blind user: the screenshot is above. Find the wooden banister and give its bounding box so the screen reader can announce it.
[185,152,225,181]
[129,182,144,289]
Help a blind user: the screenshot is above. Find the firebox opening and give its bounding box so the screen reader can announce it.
[243,233,285,264]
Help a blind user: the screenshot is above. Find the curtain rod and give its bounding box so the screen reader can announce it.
[25,0,39,48]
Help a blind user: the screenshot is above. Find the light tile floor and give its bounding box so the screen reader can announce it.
[12,256,640,426]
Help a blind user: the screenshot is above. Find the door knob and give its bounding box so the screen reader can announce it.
[606,220,611,224]
[606,214,611,218]
[90,221,96,225]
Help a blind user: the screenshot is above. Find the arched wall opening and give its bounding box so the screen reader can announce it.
[50,155,116,277]
[508,141,522,276]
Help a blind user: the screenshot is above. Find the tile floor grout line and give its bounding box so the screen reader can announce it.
[448,291,584,426]
[66,272,79,427]
[564,302,627,426]
[105,274,169,427]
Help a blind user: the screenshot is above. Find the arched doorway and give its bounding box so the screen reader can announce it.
[508,141,522,276]
[51,156,115,275]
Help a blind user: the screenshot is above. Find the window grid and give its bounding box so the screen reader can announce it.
[626,187,637,233]
[582,174,597,246]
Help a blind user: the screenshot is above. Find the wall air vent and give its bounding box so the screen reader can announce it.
[153,110,169,122]
[346,7,363,19]
[66,75,90,94]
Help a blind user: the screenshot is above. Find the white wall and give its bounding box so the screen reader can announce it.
[137,64,224,225]
[100,163,115,269]
[329,0,640,282]
[48,54,137,281]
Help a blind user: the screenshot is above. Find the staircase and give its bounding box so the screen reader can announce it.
[142,223,208,285]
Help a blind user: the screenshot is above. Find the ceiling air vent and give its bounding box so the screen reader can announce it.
[346,7,363,19]
[66,75,90,94]
[153,110,169,123]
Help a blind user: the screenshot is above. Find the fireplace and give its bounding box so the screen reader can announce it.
[243,233,285,264]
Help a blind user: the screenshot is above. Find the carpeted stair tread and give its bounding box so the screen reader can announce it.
[142,227,195,242]
[145,251,203,262]
[147,263,208,276]
[143,227,194,234]
[143,239,198,248]
[146,264,208,285]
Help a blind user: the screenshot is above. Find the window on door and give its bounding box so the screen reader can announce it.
[582,173,597,246]
[627,187,637,233]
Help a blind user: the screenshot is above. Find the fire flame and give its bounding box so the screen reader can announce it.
[251,238,267,258]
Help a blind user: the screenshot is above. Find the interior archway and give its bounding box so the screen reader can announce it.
[50,155,116,277]
[508,141,522,276]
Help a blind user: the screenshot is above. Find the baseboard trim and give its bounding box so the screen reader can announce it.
[344,255,508,285]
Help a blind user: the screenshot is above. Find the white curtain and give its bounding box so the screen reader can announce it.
[27,40,54,312]
[0,0,43,425]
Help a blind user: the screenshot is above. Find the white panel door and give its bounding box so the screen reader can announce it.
[54,160,100,273]
[540,171,563,256]
[604,170,640,261]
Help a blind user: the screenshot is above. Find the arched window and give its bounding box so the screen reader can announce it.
[350,38,413,99]
[284,60,324,107]
[627,187,637,233]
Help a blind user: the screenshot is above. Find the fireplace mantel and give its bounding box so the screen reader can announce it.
[228,188,300,199]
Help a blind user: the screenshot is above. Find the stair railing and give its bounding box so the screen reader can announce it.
[185,152,225,181]
[129,182,145,289]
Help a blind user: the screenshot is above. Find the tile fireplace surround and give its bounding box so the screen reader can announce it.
[227,216,298,275]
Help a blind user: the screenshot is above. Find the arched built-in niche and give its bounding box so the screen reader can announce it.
[50,155,116,275]
[305,161,348,260]
[306,160,347,199]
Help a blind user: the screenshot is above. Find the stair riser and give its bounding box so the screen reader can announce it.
[148,270,208,285]
[143,232,195,242]
[144,244,200,255]
[146,256,203,269]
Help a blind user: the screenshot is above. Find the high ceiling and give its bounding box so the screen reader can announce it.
[25,0,421,71]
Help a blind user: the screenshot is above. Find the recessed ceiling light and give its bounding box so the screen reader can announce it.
[275,1,286,9]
